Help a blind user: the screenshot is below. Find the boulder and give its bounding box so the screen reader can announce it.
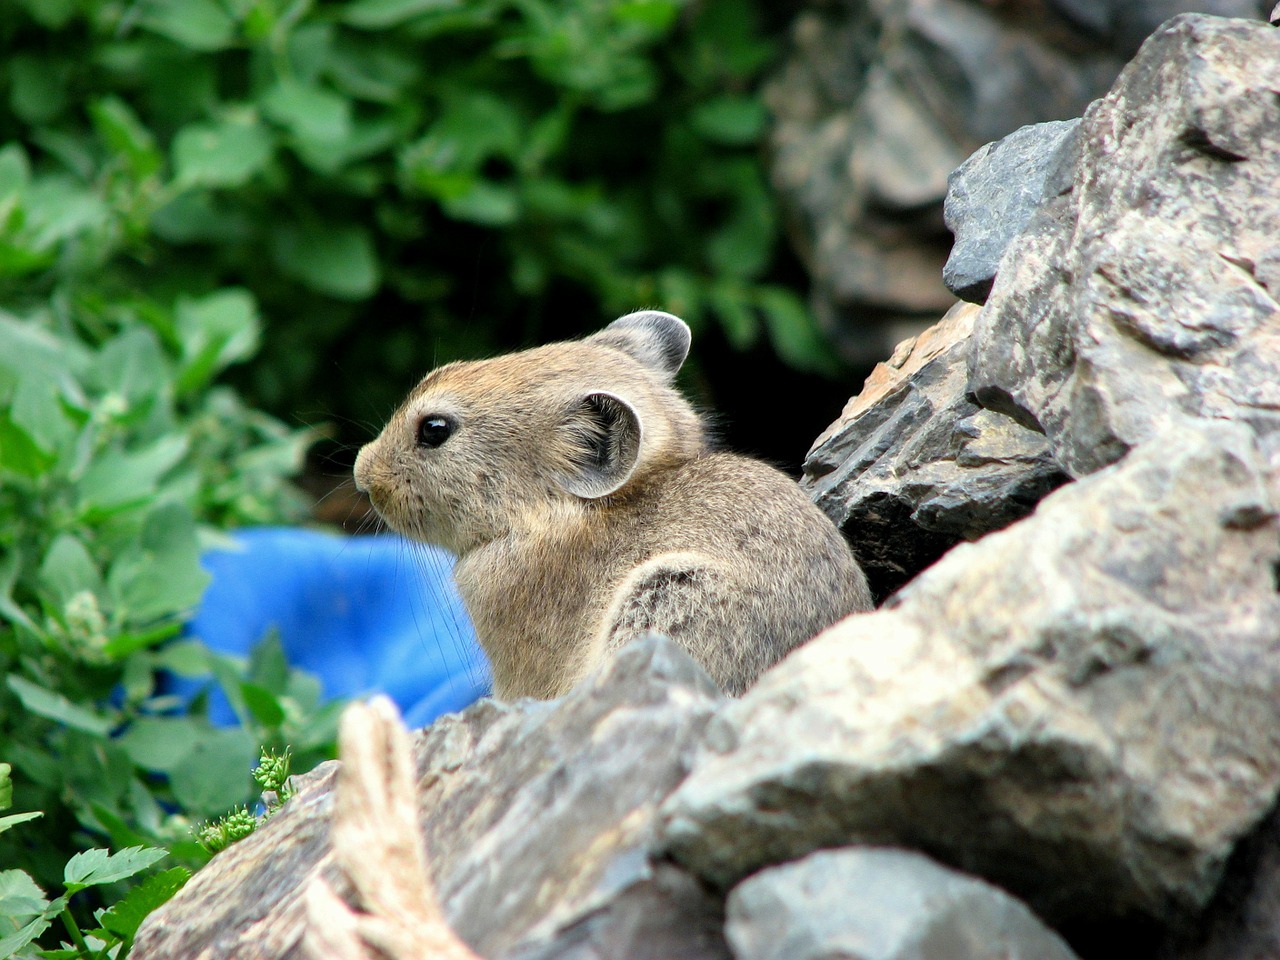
[762,0,1267,362]
[942,119,1081,304]
[661,421,1280,932]
[725,847,1080,960]
[134,636,728,960]
[969,14,1280,477]
[802,302,1067,601]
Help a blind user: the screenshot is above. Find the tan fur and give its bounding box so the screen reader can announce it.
[354,312,872,700]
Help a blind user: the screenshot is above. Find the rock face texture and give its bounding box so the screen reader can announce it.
[134,637,729,960]
[765,0,1271,362]
[137,14,1280,960]
[802,301,1067,601]
[969,13,1280,478]
[725,848,1080,960]
[666,420,1280,930]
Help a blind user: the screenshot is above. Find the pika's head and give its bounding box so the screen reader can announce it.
[353,311,706,554]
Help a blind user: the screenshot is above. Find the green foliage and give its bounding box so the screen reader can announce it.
[196,747,295,854]
[0,0,833,443]
[0,764,189,960]
[0,11,340,944]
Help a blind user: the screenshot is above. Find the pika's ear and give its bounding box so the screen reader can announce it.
[587,311,691,381]
[557,391,643,499]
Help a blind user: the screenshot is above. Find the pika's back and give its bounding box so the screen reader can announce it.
[354,311,872,699]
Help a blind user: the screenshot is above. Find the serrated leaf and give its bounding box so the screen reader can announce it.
[0,812,42,836]
[97,867,190,941]
[0,912,53,958]
[5,675,114,736]
[0,868,47,917]
[63,846,167,893]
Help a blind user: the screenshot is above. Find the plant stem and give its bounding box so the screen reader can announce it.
[60,904,90,956]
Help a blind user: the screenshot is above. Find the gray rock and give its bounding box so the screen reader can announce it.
[661,421,1280,930]
[802,302,1067,601]
[725,848,1080,960]
[1158,802,1280,959]
[969,14,1280,478]
[943,120,1080,304]
[134,635,728,960]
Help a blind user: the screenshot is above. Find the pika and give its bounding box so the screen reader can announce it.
[353,311,871,700]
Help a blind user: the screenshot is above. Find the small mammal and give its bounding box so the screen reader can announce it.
[354,311,872,700]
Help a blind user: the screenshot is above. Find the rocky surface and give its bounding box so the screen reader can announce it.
[969,14,1280,478]
[725,848,1080,960]
[765,0,1270,362]
[137,13,1280,960]
[802,301,1067,601]
[134,636,728,960]
[942,119,1081,304]
[665,419,1280,931]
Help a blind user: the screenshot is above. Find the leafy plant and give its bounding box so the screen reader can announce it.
[196,747,295,855]
[0,0,835,449]
[1,762,191,960]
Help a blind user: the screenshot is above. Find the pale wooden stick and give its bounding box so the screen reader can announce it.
[302,696,483,960]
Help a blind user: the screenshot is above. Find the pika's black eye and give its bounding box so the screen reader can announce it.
[416,415,454,448]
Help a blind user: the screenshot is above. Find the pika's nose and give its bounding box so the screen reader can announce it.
[353,444,375,494]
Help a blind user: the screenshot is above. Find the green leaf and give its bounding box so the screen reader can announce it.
[261,79,353,144]
[757,285,840,375]
[78,435,188,514]
[240,683,286,728]
[38,533,102,608]
[117,717,203,773]
[63,846,168,894]
[689,96,767,146]
[168,728,258,815]
[0,912,53,958]
[22,176,109,250]
[90,96,161,179]
[0,811,42,836]
[4,675,114,736]
[139,0,236,50]
[0,413,53,478]
[102,620,183,660]
[0,868,47,918]
[342,0,461,29]
[93,326,170,407]
[175,288,262,394]
[442,180,519,226]
[0,763,10,810]
[172,119,274,189]
[0,144,31,201]
[270,223,379,300]
[97,867,191,942]
[106,502,210,621]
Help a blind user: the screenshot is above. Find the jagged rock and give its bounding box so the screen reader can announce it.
[134,636,728,960]
[942,120,1080,304]
[763,0,1266,362]
[969,14,1280,478]
[802,301,1067,601]
[725,848,1081,960]
[661,421,1280,933]
[1156,801,1280,959]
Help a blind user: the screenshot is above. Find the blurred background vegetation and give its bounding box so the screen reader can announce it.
[0,0,856,950]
